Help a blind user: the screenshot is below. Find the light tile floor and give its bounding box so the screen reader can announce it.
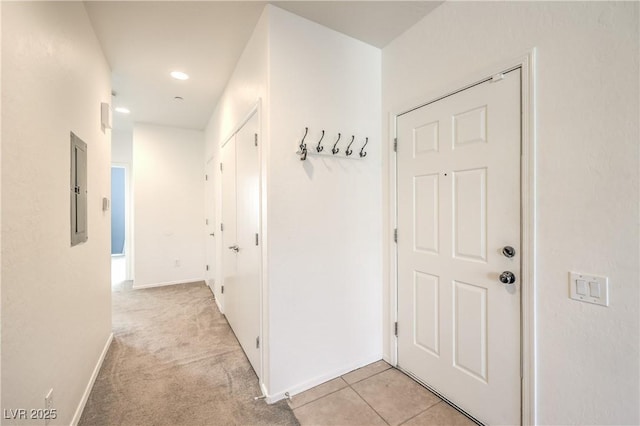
[289,361,476,426]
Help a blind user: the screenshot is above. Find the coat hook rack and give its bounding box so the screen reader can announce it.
[316,130,325,152]
[331,133,341,155]
[298,127,308,161]
[359,137,369,158]
[345,135,355,156]
[296,128,368,161]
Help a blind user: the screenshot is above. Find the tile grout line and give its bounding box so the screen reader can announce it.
[350,386,390,426]
[290,380,350,411]
[396,400,444,426]
[344,364,392,386]
[290,364,392,412]
[292,363,473,426]
[351,366,443,426]
[349,381,391,426]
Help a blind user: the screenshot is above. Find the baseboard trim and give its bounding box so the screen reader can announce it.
[132,278,205,290]
[213,290,224,313]
[71,332,113,425]
[265,354,382,404]
[382,354,393,365]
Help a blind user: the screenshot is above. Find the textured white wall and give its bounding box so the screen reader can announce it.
[204,7,269,307]
[382,2,639,424]
[205,5,383,400]
[1,2,112,423]
[0,0,3,406]
[267,6,382,399]
[133,124,205,288]
[112,129,133,164]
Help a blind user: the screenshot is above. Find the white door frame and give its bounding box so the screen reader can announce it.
[388,50,536,425]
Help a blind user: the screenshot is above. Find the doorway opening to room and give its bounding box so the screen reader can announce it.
[111,164,131,287]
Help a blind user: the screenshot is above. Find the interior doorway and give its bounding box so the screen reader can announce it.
[111,163,131,287]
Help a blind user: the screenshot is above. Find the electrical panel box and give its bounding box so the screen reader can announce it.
[70,132,88,246]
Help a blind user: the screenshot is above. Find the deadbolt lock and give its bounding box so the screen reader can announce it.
[502,246,516,258]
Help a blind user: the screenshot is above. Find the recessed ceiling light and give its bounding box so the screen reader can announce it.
[170,71,189,80]
[114,107,130,114]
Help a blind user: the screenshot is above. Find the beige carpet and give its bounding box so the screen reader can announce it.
[79,281,298,426]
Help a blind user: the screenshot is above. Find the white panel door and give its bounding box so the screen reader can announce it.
[221,139,237,314]
[397,70,521,425]
[232,112,261,376]
[204,161,216,292]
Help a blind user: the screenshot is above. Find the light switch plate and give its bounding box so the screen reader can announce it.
[569,272,609,306]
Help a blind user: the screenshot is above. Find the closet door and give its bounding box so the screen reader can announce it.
[204,161,216,292]
[234,111,261,376]
[220,110,261,377]
[221,138,237,315]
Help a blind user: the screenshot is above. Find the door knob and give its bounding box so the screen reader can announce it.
[499,271,516,285]
[502,246,516,258]
[228,245,239,253]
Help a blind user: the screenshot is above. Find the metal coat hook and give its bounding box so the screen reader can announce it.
[345,135,355,156]
[299,127,308,161]
[331,133,341,155]
[316,130,325,152]
[359,137,369,158]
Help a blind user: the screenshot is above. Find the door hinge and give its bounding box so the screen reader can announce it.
[206,265,209,271]
[220,162,223,172]
[205,218,209,225]
[221,223,224,232]
[255,233,259,246]
[205,174,208,181]
[394,228,398,243]
[394,322,398,337]
[254,133,258,147]
[221,285,224,294]
[393,138,398,152]
[256,336,260,349]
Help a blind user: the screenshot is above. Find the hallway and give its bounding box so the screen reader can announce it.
[79,282,296,425]
[3,3,638,424]
[80,282,476,426]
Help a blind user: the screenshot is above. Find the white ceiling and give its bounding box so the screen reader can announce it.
[85,1,442,131]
